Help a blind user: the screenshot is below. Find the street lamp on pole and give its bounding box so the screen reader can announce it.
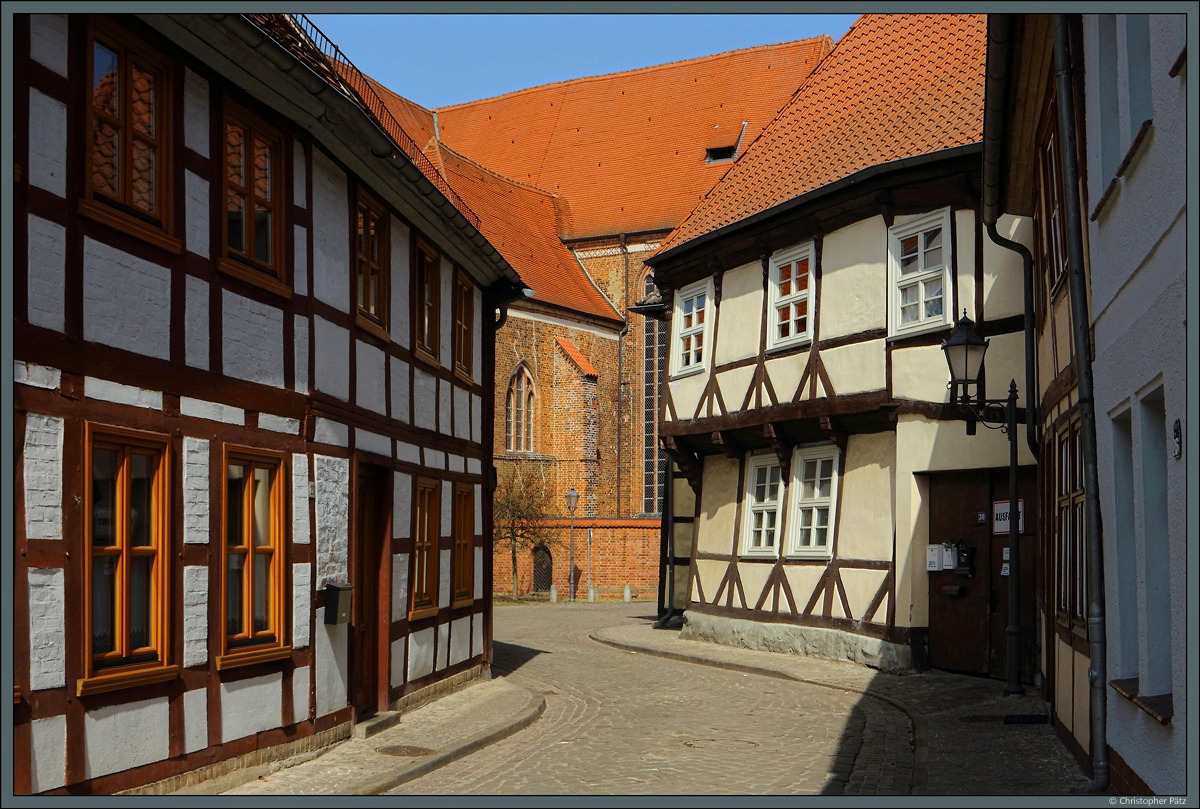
[941,312,1024,695]
[564,487,579,603]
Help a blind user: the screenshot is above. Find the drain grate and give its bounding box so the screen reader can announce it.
[682,738,760,750]
[376,745,435,757]
[1003,714,1049,725]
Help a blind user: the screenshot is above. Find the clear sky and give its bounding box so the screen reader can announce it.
[307,13,859,109]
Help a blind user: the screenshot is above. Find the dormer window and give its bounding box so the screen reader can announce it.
[705,145,736,163]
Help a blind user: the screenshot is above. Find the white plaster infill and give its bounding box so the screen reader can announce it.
[467,457,482,475]
[85,377,163,410]
[15,361,60,390]
[180,396,244,425]
[395,441,420,465]
[313,417,349,447]
[356,428,391,458]
[259,413,300,434]
[424,448,446,470]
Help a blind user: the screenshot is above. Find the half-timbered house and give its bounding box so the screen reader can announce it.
[12,13,523,794]
[982,12,1188,794]
[643,14,1038,672]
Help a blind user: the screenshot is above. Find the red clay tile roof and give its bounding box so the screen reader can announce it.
[658,14,987,256]
[434,144,623,323]
[554,337,599,379]
[431,37,832,240]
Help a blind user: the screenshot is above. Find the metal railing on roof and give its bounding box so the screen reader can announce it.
[245,13,481,229]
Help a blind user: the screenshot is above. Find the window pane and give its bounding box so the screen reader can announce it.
[695,296,705,324]
[128,452,154,547]
[797,259,809,291]
[92,556,117,655]
[226,554,245,636]
[130,64,155,137]
[251,466,271,547]
[923,278,943,318]
[253,552,271,633]
[128,555,152,649]
[900,285,919,323]
[131,139,156,214]
[803,460,818,499]
[818,459,833,498]
[226,190,245,253]
[357,259,366,308]
[93,42,120,116]
[92,448,119,547]
[900,235,919,273]
[253,139,272,201]
[92,122,121,198]
[253,204,272,265]
[923,227,942,268]
[227,464,245,546]
[226,124,245,186]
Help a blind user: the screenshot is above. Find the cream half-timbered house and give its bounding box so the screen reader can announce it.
[645,14,1037,673]
[13,13,522,794]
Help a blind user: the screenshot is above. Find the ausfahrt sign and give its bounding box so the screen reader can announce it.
[993,499,1024,534]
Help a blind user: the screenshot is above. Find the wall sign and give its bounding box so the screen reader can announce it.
[993,500,1024,534]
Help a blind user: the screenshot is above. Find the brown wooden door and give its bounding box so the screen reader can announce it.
[986,467,1038,682]
[351,465,390,718]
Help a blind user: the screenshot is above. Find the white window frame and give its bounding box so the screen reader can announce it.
[767,241,814,351]
[669,278,713,378]
[887,208,954,338]
[740,453,784,558]
[786,444,840,559]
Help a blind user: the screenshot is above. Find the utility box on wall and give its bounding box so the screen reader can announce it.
[324,581,352,625]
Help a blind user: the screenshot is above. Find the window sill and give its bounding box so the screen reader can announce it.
[78,198,182,255]
[767,336,812,355]
[412,345,440,370]
[77,664,180,697]
[668,364,706,381]
[887,320,951,343]
[218,257,292,299]
[454,365,474,386]
[356,313,391,343]
[1109,677,1173,725]
[216,645,292,671]
[451,594,474,609]
[739,552,779,561]
[408,604,439,622]
[784,552,833,562]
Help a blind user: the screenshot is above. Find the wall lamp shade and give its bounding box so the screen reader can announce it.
[564,487,579,513]
[941,312,989,395]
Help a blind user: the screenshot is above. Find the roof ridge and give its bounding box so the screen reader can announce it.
[433,35,834,112]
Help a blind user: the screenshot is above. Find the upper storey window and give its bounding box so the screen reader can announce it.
[505,366,535,453]
[670,278,713,378]
[83,19,179,253]
[768,242,813,350]
[888,208,953,338]
[453,270,474,380]
[355,188,389,337]
[221,102,288,296]
[413,238,441,364]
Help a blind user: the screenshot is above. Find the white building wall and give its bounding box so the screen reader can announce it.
[315,607,348,718]
[293,561,312,650]
[312,316,349,401]
[27,214,65,332]
[185,276,209,369]
[407,627,435,681]
[23,413,62,541]
[182,565,208,667]
[413,367,437,431]
[311,151,350,310]
[28,568,65,691]
[83,238,171,360]
[29,14,68,76]
[184,171,209,258]
[390,216,411,347]
[355,339,387,414]
[84,697,170,780]
[182,437,209,545]
[390,356,410,424]
[30,715,66,793]
[314,455,349,588]
[220,672,282,744]
[28,87,66,198]
[183,688,208,754]
[183,68,209,156]
[222,290,285,388]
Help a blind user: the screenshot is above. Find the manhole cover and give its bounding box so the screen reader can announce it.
[376,745,435,757]
[681,738,760,750]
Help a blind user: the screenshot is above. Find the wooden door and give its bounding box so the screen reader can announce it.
[351,465,390,718]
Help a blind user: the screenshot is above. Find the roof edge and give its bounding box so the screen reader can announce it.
[649,141,984,268]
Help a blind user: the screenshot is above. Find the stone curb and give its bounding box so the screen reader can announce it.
[589,629,928,795]
[354,688,547,796]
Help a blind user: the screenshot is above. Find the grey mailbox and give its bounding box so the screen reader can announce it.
[324,581,352,625]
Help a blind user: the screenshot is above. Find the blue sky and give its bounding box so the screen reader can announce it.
[308,13,858,109]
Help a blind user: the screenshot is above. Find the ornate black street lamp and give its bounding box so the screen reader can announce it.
[942,313,1024,695]
[564,487,579,603]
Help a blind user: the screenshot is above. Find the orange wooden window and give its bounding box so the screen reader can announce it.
[222,450,286,665]
[85,426,170,679]
[220,103,287,293]
[410,478,440,619]
[355,189,389,330]
[452,484,474,607]
[453,271,474,378]
[414,240,440,362]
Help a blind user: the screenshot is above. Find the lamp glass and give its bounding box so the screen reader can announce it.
[564,487,579,513]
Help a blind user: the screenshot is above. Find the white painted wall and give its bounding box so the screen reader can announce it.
[28,87,66,198]
[311,151,350,310]
[29,715,66,793]
[184,171,209,258]
[292,453,311,545]
[183,68,209,156]
[183,688,208,754]
[84,377,162,410]
[222,290,284,388]
[293,561,312,649]
[294,314,309,394]
[84,697,169,780]
[83,238,171,359]
[14,362,60,391]
[23,414,62,541]
[314,455,349,588]
[390,216,410,347]
[453,386,470,439]
[355,339,387,414]
[390,356,410,424]
[28,567,65,690]
[407,627,435,681]
[471,613,484,658]
[312,316,349,401]
[438,379,451,435]
[182,565,208,667]
[293,224,308,297]
[26,214,65,332]
[390,638,407,688]
[220,672,282,744]
[292,666,311,725]
[182,437,209,545]
[185,276,209,369]
[29,15,68,76]
[391,552,410,623]
[449,617,470,666]
[436,622,450,671]
[179,396,243,425]
[413,367,437,431]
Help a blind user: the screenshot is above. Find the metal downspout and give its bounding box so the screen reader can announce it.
[985,222,1040,458]
[1052,15,1108,792]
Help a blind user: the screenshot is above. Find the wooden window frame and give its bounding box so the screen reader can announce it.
[218,101,290,299]
[670,278,712,378]
[452,269,474,381]
[451,484,474,608]
[1035,91,1069,308]
[505,365,535,453]
[354,186,390,341]
[81,17,181,254]
[887,207,954,339]
[767,241,814,351]
[79,424,178,697]
[409,477,440,621]
[218,446,290,670]
[412,237,441,365]
[740,453,783,558]
[786,444,840,560]
[1054,416,1087,632]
